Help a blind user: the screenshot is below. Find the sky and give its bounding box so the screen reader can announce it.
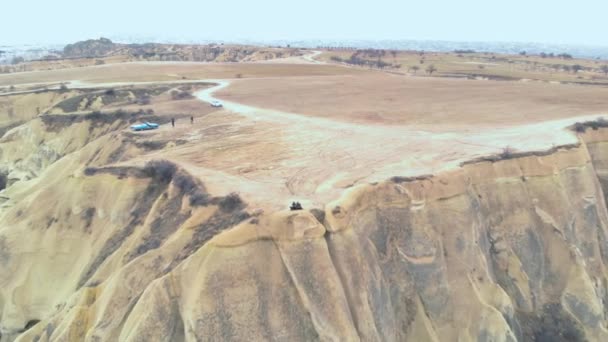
[1,0,606,46]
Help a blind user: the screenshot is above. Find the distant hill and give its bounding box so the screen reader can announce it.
[60,38,303,63]
[63,37,118,58]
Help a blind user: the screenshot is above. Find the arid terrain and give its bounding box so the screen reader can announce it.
[2,43,608,341]
[1,38,308,74]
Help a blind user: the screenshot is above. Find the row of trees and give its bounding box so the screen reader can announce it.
[330,52,441,74]
[546,63,608,74]
[408,64,437,75]
[541,52,573,59]
[330,54,400,69]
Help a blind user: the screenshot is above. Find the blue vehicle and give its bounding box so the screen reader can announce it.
[130,122,159,131]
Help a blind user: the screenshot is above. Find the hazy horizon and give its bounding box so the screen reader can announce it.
[2,0,607,47]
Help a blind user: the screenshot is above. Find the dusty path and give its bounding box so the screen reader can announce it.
[303,50,323,64]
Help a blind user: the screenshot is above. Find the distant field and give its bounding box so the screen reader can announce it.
[217,73,608,128]
[319,50,608,85]
[0,41,308,74]
[0,62,365,86]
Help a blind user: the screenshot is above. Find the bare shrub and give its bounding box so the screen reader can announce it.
[218,192,244,212]
[500,146,515,159]
[143,160,177,183]
[83,167,97,176]
[573,122,586,133]
[138,94,151,105]
[172,170,209,206]
[571,117,608,132]
[173,171,197,192]
[170,90,193,100]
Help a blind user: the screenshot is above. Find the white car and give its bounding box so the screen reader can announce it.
[210,100,223,107]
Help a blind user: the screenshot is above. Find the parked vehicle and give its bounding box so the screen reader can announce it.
[130,122,159,131]
[210,100,223,107]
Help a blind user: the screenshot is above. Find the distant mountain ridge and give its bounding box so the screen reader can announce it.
[59,38,302,63]
[62,37,118,58]
[110,36,608,60]
[2,38,607,66]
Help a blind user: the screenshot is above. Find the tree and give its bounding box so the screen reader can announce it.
[426,64,437,75]
[571,64,583,73]
[409,65,420,74]
[138,94,151,105]
[11,56,24,65]
[600,65,608,76]
[170,89,192,100]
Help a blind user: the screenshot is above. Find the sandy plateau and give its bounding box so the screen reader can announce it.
[2,51,608,341]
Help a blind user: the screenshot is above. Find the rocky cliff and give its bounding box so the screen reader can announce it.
[2,105,608,341]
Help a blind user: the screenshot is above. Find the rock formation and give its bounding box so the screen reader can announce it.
[2,93,608,341]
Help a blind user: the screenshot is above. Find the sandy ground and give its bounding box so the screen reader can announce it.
[122,78,605,211]
[215,73,608,128]
[3,57,607,210]
[0,61,362,86]
[319,49,608,85]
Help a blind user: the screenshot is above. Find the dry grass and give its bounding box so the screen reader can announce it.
[217,73,608,127]
[0,62,364,86]
[319,50,608,85]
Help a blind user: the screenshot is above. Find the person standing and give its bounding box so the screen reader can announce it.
[190,116,194,124]
[171,118,175,127]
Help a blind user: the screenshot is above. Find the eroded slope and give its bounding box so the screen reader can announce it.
[2,75,608,341]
